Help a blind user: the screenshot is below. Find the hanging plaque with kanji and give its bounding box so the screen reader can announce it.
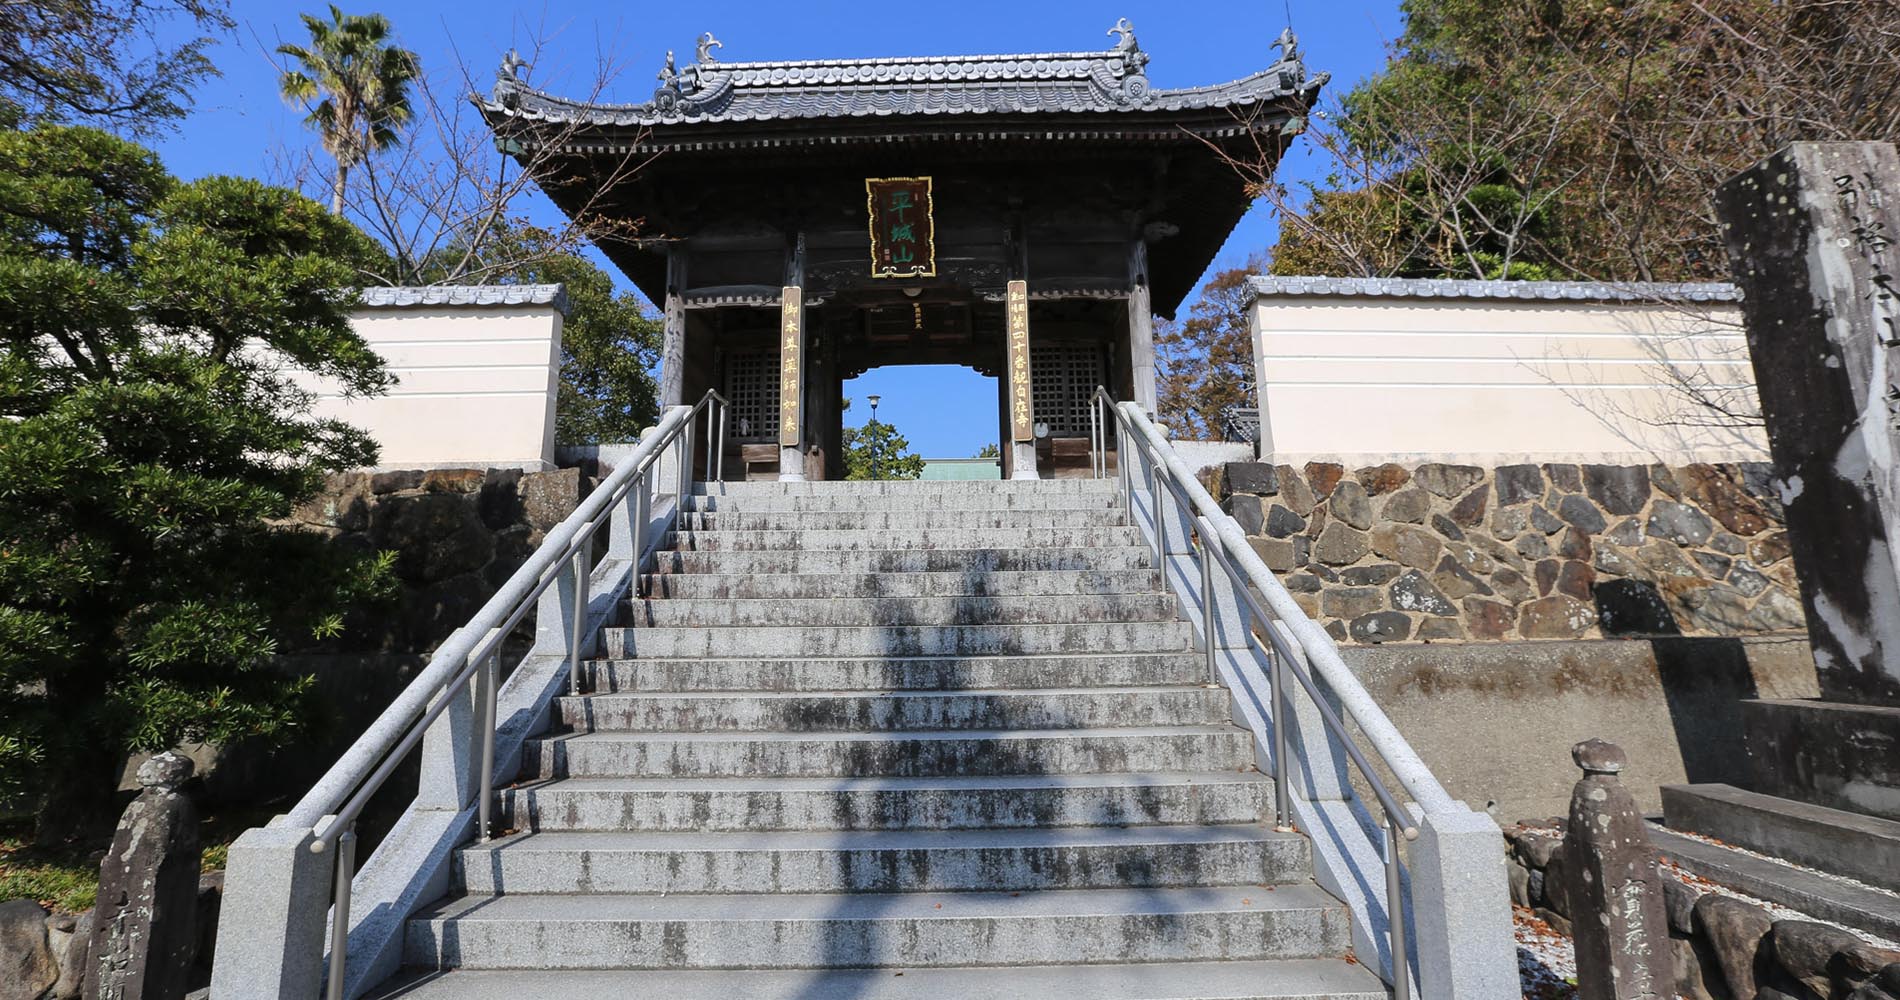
[867,176,936,278]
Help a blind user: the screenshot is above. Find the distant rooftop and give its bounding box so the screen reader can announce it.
[1247,276,1740,304]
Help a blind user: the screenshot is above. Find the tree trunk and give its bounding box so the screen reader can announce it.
[331,163,348,215]
[34,742,129,847]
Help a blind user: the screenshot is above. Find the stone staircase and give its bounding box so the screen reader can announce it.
[372,479,1387,998]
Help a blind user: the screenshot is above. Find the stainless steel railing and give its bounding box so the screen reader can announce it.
[294,389,727,1000]
[1089,387,1448,998]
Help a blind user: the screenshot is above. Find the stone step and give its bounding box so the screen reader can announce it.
[553,687,1229,734]
[601,622,1193,658]
[403,884,1350,971]
[665,526,1143,551]
[500,772,1273,832]
[621,593,1181,628]
[692,479,1118,496]
[648,546,1154,576]
[577,652,1209,693]
[452,825,1311,895]
[677,508,1126,531]
[521,725,1254,779]
[367,958,1388,1000]
[637,568,1165,600]
[685,491,1121,513]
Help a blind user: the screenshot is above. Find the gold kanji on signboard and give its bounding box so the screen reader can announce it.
[779,286,802,447]
[1005,280,1033,442]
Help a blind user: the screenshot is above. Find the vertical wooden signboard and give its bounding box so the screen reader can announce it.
[867,177,936,278]
[779,285,802,448]
[1006,279,1033,442]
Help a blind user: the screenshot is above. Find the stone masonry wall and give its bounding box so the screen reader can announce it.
[1220,460,1806,644]
[284,466,587,653]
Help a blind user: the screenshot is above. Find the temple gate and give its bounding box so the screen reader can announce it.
[482,21,1322,479]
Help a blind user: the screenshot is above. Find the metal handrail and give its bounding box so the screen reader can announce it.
[300,389,727,1000]
[1088,386,1446,997]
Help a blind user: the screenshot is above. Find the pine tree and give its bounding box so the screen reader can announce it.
[841,400,925,481]
[0,122,395,835]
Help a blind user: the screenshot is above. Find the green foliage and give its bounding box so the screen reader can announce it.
[972,443,1000,459]
[841,401,924,481]
[415,225,661,444]
[277,5,419,212]
[0,1,231,134]
[1273,0,1900,282]
[0,123,395,832]
[1156,263,1257,439]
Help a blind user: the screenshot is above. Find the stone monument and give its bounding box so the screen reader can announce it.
[1708,142,1900,823]
[1659,144,1900,857]
[83,751,202,1000]
[1563,739,1670,1000]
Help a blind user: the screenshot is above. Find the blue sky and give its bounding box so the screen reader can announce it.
[156,0,1403,456]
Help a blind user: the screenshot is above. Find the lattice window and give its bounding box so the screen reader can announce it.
[724,350,779,442]
[1030,342,1105,437]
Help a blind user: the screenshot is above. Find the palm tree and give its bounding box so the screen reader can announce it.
[276,6,418,214]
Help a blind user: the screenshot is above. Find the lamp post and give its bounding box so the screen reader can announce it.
[867,394,881,421]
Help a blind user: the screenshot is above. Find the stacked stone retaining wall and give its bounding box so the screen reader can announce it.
[1221,460,1805,644]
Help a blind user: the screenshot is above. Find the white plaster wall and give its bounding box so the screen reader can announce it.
[300,304,563,469]
[1250,295,1768,465]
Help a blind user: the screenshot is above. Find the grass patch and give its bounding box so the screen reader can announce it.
[0,821,101,913]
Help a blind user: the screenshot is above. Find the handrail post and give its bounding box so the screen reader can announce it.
[478,650,498,842]
[416,629,483,811]
[568,544,592,695]
[323,825,356,1000]
[1387,815,1412,1000]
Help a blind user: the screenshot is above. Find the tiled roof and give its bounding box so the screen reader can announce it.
[355,285,571,313]
[1247,276,1741,304]
[480,23,1324,132]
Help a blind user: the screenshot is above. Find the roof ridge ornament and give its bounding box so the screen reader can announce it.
[492,48,530,106]
[696,32,723,66]
[654,50,683,112]
[1270,27,1307,91]
[1105,17,1152,105]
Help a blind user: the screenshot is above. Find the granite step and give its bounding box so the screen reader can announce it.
[647,546,1154,576]
[366,958,1387,1000]
[499,772,1274,833]
[451,825,1310,895]
[675,508,1126,531]
[637,568,1164,600]
[600,622,1193,658]
[691,479,1117,496]
[403,884,1351,971]
[684,491,1122,513]
[520,725,1255,779]
[551,687,1230,734]
[664,526,1143,551]
[576,652,1208,693]
[621,593,1180,628]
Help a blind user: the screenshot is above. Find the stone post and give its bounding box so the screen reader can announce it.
[84,751,203,1000]
[1562,738,1670,1000]
[1715,142,1900,707]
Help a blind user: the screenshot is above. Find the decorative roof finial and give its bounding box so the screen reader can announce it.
[696,32,723,65]
[654,50,682,111]
[1271,27,1307,90]
[1104,18,1152,104]
[492,49,531,105]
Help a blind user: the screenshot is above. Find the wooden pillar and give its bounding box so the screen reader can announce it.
[659,245,688,408]
[1006,216,1038,479]
[778,232,807,482]
[1128,238,1158,414]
